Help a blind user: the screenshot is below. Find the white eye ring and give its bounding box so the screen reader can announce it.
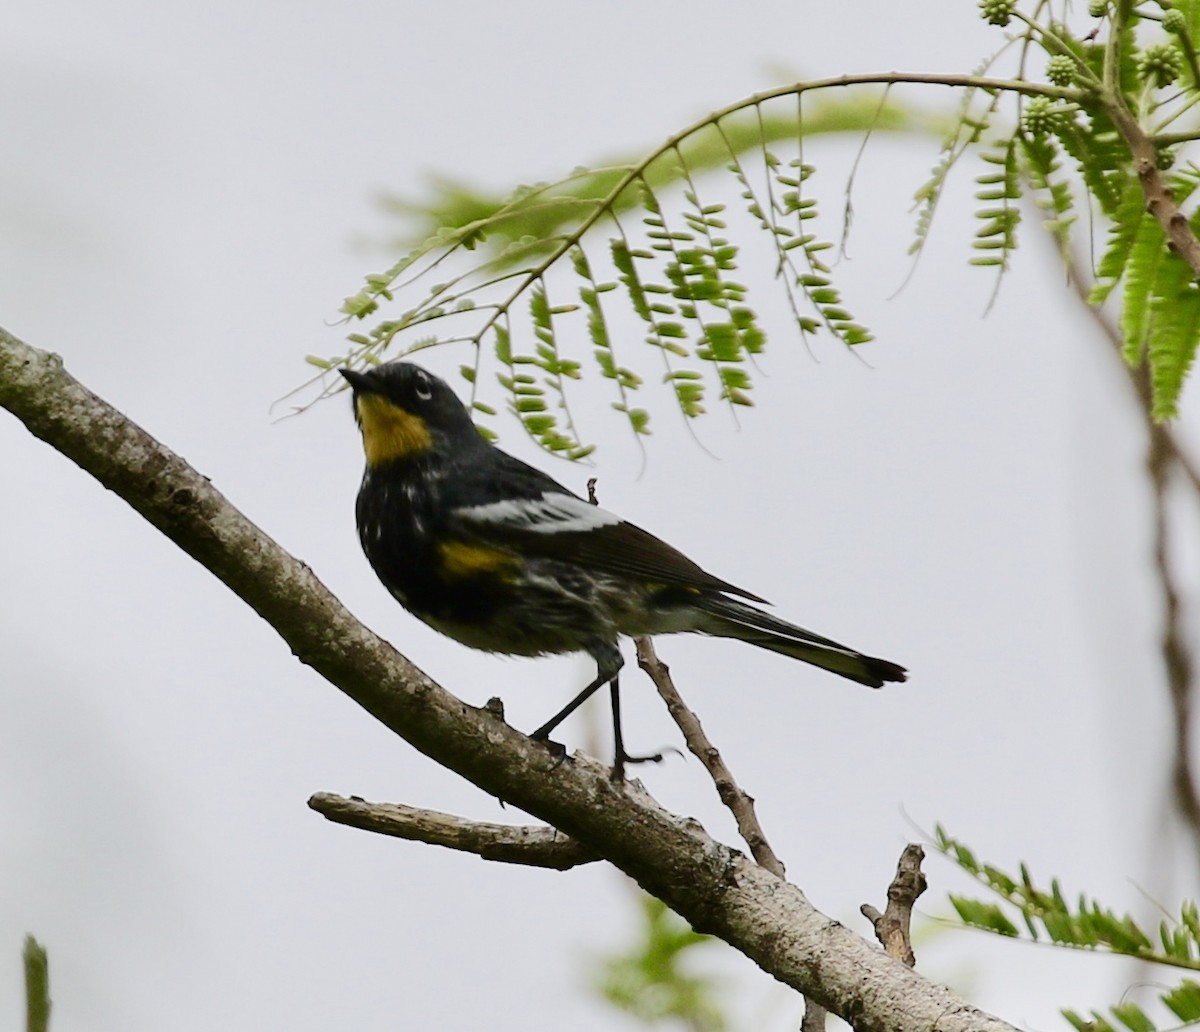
[414,374,433,401]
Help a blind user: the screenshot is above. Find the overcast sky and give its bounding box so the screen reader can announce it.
[3,2,1198,1029]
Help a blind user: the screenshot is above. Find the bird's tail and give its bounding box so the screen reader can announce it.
[693,595,906,688]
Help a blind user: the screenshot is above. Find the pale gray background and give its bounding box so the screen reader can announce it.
[2,2,1195,1029]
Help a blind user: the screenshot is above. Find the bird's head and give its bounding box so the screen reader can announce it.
[339,362,478,467]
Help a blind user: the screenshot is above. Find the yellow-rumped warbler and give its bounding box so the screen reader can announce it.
[341,361,905,769]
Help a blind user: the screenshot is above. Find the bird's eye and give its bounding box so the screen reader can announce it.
[414,374,433,401]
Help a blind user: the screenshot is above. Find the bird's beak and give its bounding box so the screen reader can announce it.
[339,367,377,394]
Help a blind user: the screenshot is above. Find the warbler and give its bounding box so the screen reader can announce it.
[340,360,905,770]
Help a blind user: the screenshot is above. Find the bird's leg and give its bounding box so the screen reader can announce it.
[609,677,664,781]
[530,670,611,742]
[530,639,625,745]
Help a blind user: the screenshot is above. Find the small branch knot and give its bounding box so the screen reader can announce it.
[861,844,927,968]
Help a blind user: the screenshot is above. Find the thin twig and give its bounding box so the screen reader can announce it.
[1147,421,1200,859]
[634,637,785,879]
[800,999,829,1032]
[308,793,599,870]
[861,845,928,968]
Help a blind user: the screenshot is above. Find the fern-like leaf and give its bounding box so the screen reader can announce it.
[971,138,1022,306]
[1145,227,1200,420]
[1090,177,1150,306]
[1020,132,1077,257]
[908,50,1004,262]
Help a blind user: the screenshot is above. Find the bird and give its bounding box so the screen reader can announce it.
[340,360,906,773]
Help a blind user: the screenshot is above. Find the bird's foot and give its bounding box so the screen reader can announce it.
[611,745,679,782]
[529,731,569,770]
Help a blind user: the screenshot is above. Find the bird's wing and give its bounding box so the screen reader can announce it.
[445,456,767,603]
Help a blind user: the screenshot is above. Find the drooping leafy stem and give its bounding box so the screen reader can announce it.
[670,151,764,408]
[609,205,704,420]
[905,50,1010,275]
[1019,129,1077,260]
[971,136,1022,310]
[714,116,814,346]
[323,19,1200,445]
[570,245,649,439]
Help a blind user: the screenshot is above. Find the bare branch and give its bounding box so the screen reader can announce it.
[634,637,785,879]
[861,845,927,968]
[1147,422,1200,859]
[801,999,829,1032]
[308,793,600,869]
[0,326,1020,1032]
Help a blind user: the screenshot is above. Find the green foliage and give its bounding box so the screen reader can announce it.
[1104,168,1200,417]
[1019,131,1076,255]
[326,90,937,452]
[321,1,1200,450]
[594,895,728,1031]
[1144,216,1200,419]
[23,936,50,1032]
[939,3,1200,421]
[970,139,1022,301]
[934,826,1200,1032]
[1089,178,1150,306]
[909,52,1003,265]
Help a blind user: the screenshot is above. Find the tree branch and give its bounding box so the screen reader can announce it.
[1107,99,1200,281]
[1147,418,1200,860]
[0,326,1019,1032]
[861,845,927,968]
[634,637,785,879]
[307,793,600,869]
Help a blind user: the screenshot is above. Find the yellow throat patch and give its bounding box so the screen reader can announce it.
[355,394,433,466]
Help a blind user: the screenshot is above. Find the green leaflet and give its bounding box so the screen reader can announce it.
[1090,178,1149,306]
[970,139,1022,313]
[594,895,728,1031]
[936,825,1200,1032]
[1145,240,1200,420]
[908,49,1001,262]
[1112,172,1200,417]
[572,246,647,439]
[1019,133,1076,256]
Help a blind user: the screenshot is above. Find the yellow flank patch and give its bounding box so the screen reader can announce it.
[356,394,433,465]
[438,540,516,579]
